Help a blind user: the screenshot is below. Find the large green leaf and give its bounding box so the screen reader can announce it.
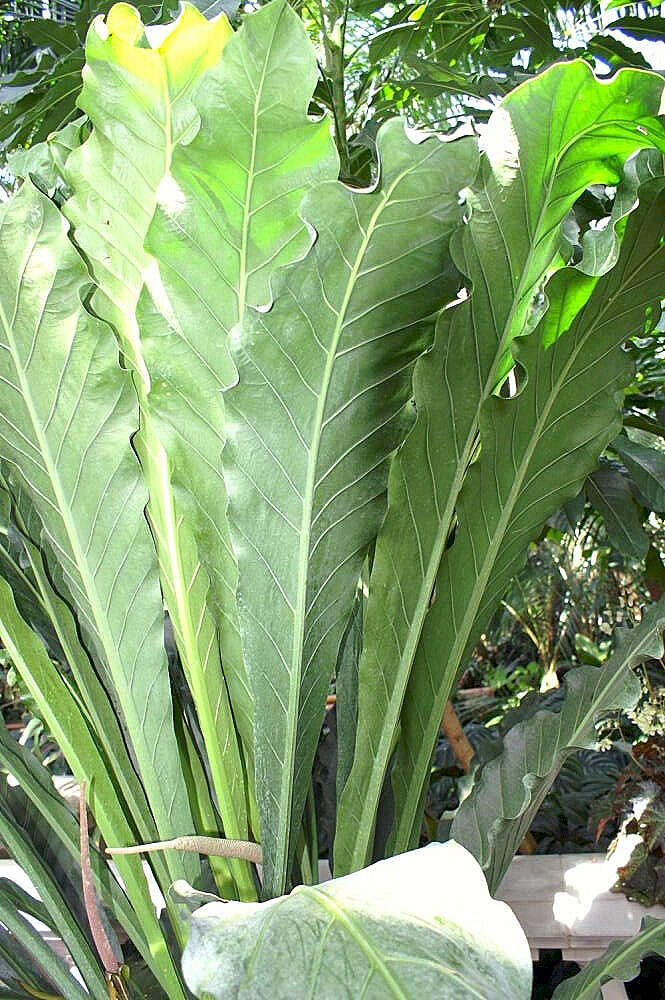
[139,0,339,808]
[181,842,532,1000]
[387,175,665,857]
[450,595,665,892]
[58,0,243,895]
[334,63,665,874]
[610,15,665,42]
[552,915,665,1000]
[223,119,478,896]
[0,179,195,897]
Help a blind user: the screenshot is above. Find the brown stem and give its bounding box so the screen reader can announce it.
[441,701,474,772]
[79,781,120,976]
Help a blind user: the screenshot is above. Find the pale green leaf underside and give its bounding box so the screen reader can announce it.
[59,2,237,890]
[335,62,665,873]
[140,0,340,805]
[224,119,478,896]
[0,180,193,883]
[182,842,532,1000]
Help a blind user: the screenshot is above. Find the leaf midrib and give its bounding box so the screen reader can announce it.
[297,886,409,1000]
[345,113,594,868]
[395,229,663,846]
[351,107,659,862]
[276,155,436,890]
[0,254,151,771]
[236,7,282,320]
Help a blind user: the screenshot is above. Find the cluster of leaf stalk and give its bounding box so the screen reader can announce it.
[1,1,665,997]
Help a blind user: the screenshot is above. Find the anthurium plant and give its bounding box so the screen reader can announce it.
[0,2,665,998]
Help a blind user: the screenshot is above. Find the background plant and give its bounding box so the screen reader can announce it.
[0,1,665,999]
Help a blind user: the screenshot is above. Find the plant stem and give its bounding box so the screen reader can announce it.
[441,702,474,772]
[318,0,350,176]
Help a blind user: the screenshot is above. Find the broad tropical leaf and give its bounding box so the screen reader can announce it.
[0,179,196,897]
[553,916,665,1000]
[388,175,665,856]
[139,0,340,804]
[223,119,478,896]
[56,0,255,897]
[334,63,665,874]
[450,595,665,892]
[181,842,532,1000]
[610,15,665,43]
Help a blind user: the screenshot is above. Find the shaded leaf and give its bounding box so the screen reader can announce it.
[450,596,665,892]
[613,433,665,512]
[586,462,649,560]
[553,916,665,1000]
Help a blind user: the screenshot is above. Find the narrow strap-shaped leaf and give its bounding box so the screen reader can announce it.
[552,915,665,1000]
[0,723,149,967]
[389,176,665,856]
[0,785,107,999]
[0,578,184,1000]
[139,0,340,805]
[0,522,59,653]
[0,919,56,998]
[0,178,194,894]
[450,595,665,892]
[18,531,161,846]
[224,120,478,896]
[334,63,665,874]
[0,878,51,929]
[0,893,88,1000]
[335,591,363,805]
